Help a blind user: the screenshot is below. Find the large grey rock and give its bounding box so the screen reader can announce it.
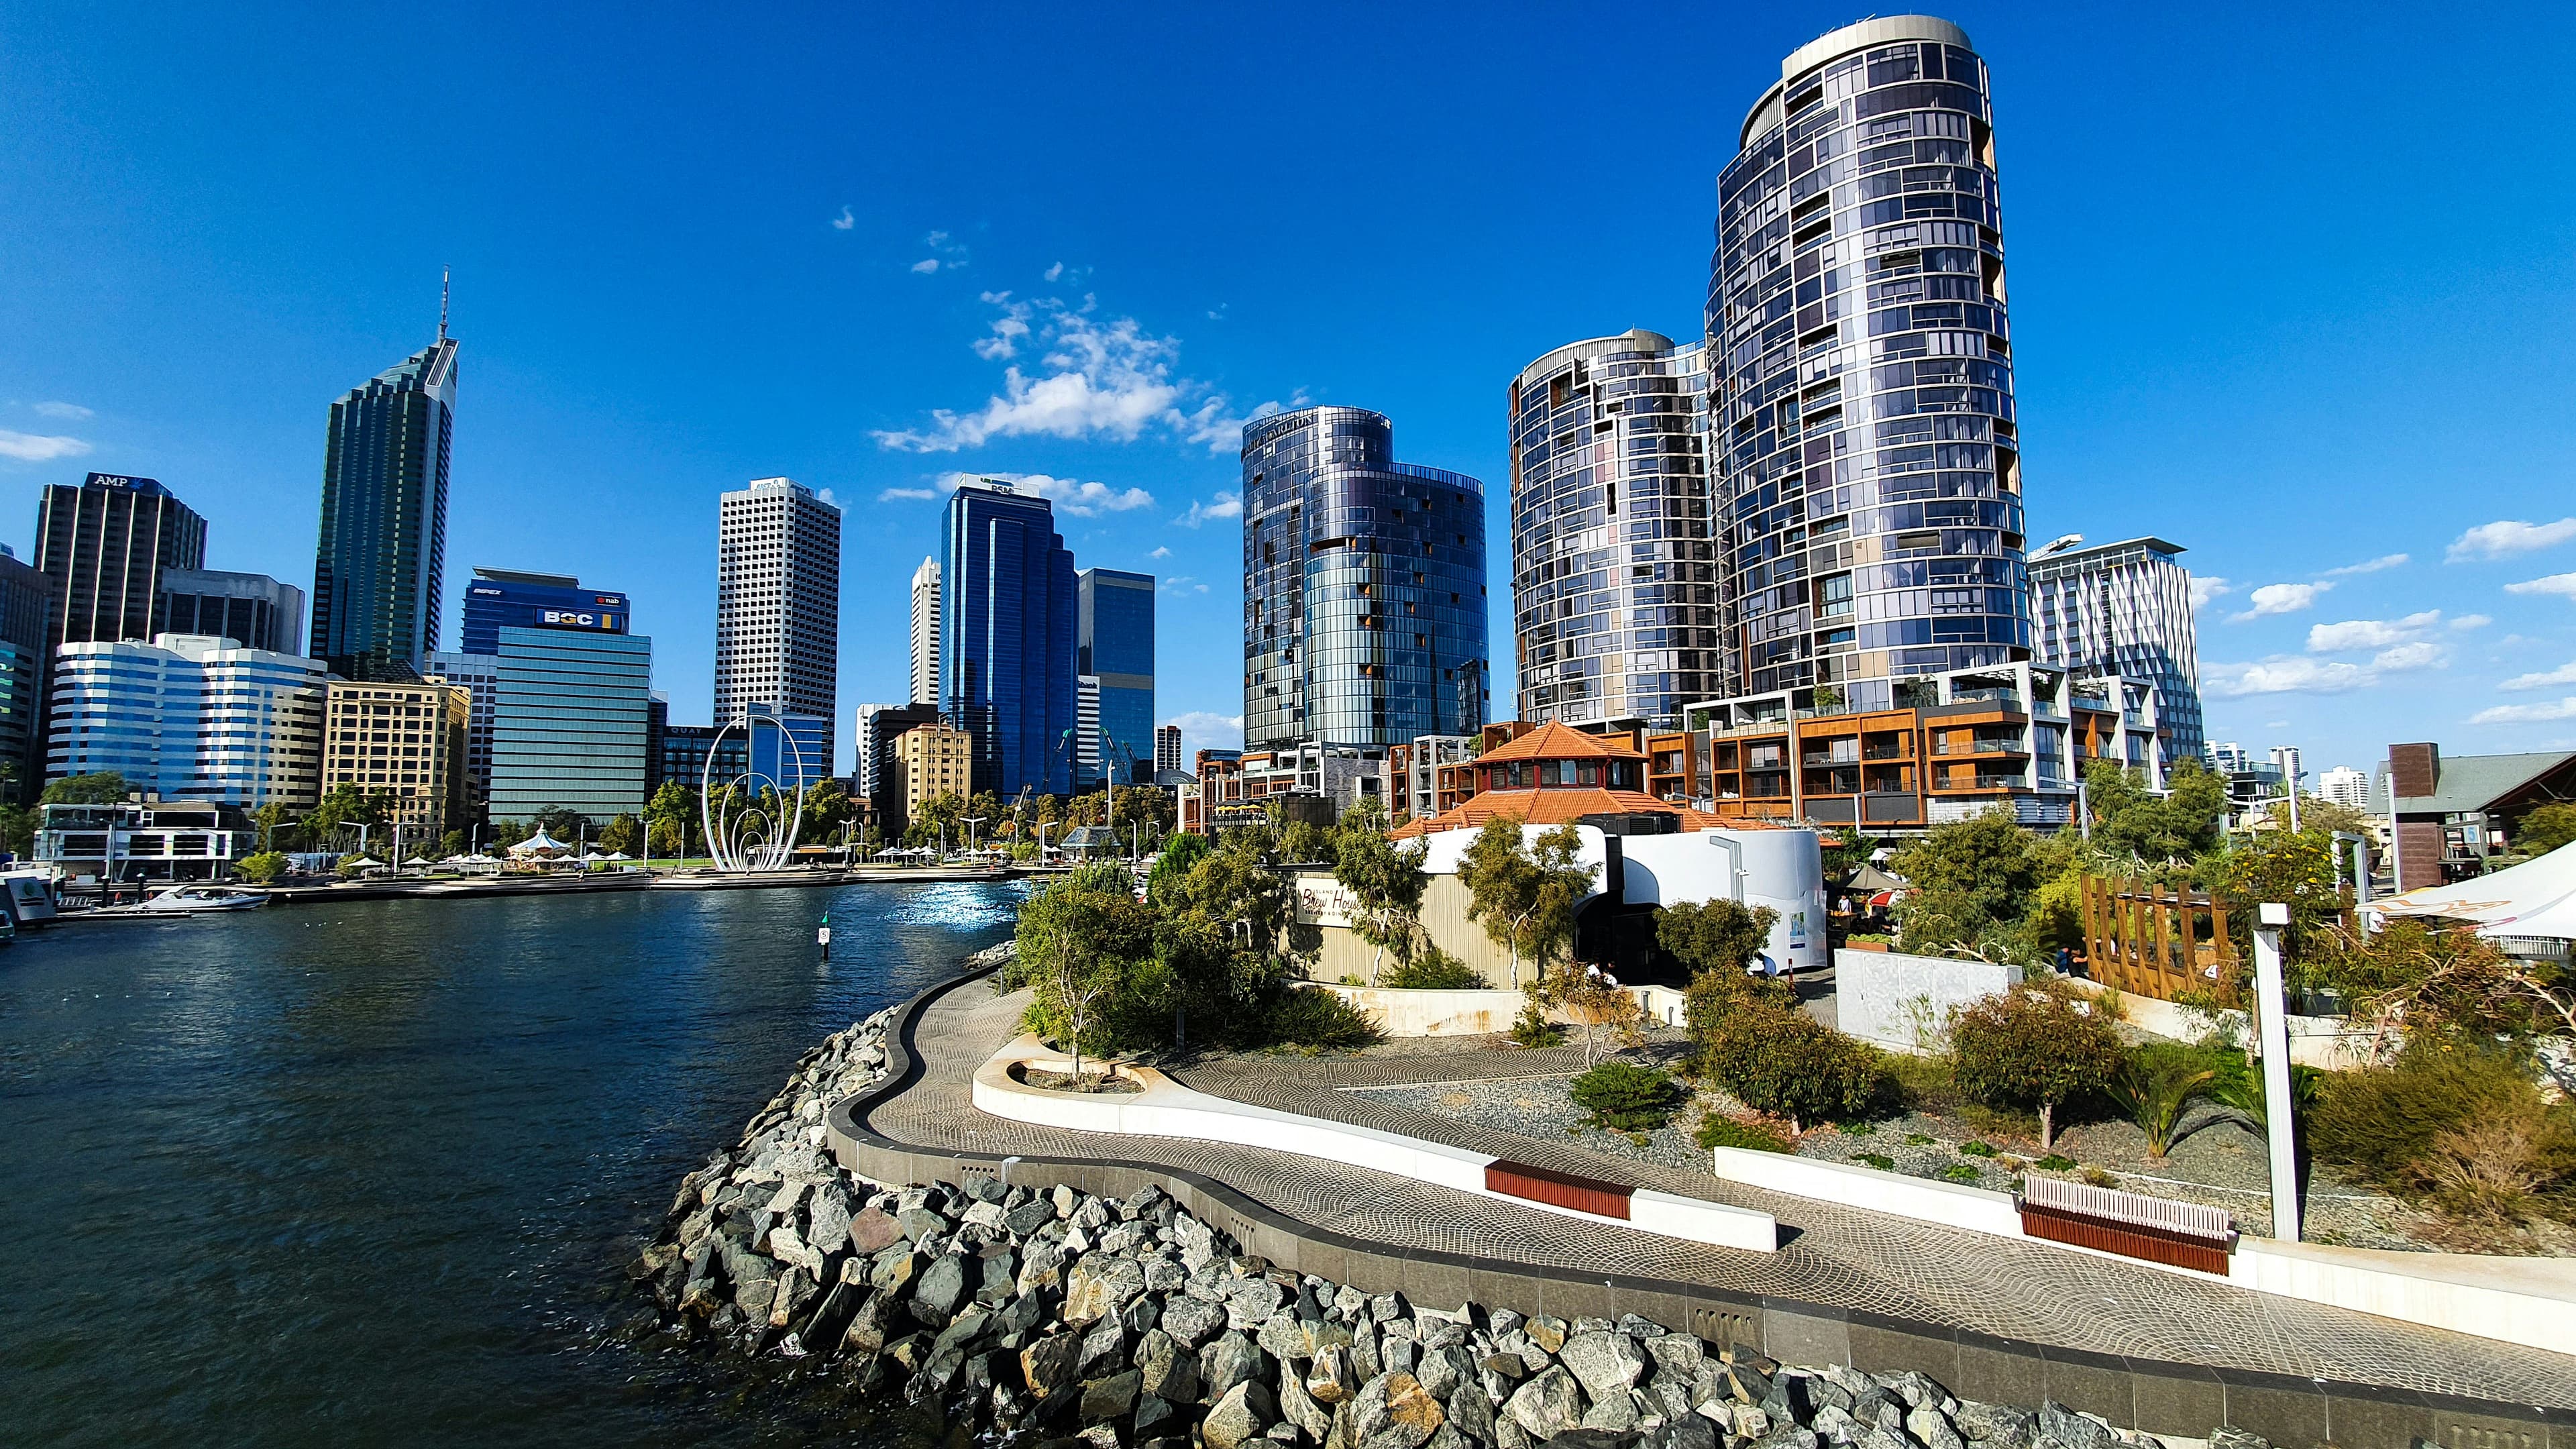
[1812,1404,1863,1445]
[1908,1405,1964,1449]
[1080,1318,1128,1377]
[845,1289,905,1352]
[1137,1328,1203,1404]
[1666,1413,1719,1449]
[1505,1367,1585,1439]
[1004,1198,1057,1236]
[992,1290,1045,1340]
[1084,1369,1144,1421]
[896,1206,948,1242]
[2037,1403,2113,1449]
[1203,1330,1271,1402]
[768,1225,826,1281]
[1021,1332,1085,1402]
[1228,1277,1287,1329]
[1163,1295,1227,1348]
[1280,1373,1336,1442]
[1352,1371,1446,1449]
[1576,1389,1636,1434]
[769,1267,816,1329]
[1065,1254,1149,1324]
[1262,1313,1317,1363]
[1559,1334,1648,1403]
[1644,1335,1707,1379]
[1953,1403,2033,1449]
[809,1187,855,1256]
[1307,1344,1360,1405]
[1446,1385,1496,1446]
[1205,1382,1279,1449]
[910,1254,971,1326]
[1417,1345,1474,1402]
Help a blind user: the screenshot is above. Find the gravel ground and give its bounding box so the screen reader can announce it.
[1343,1068,1713,1173]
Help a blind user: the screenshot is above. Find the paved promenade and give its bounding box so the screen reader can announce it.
[858,978,2576,1408]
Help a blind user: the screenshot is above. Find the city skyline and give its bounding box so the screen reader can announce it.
[5,4,2575,775]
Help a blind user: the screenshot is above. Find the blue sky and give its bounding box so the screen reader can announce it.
[3,2,2573,780]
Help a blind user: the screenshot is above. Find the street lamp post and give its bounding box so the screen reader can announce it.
[2251,902,2300,1242]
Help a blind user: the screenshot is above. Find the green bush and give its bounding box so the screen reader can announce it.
[1570,1063,1680,1132]
[1939,1162,1984,1184]
[2035,1153,2076,1171]
[1381,947,1481,990]
[1949,983,2125,1148]
[1509,1000,1564,1048]
[1857,1152,1896,1171]
[1699,1006,1882,1132]
[1960,1140,1996,1157]
[235,851,288,884]
[2108,1038,2228,1158]
[1696,1114,1792,1153]
[2309,1040,2576,1223]
[1260,986,1384,1051]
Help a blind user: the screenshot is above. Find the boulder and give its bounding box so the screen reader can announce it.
[1081,1318,1128,1377]
[963,1199,1007,1229]
[1953,1403,2033,1449]
[1136,1395,1182,1438]
[1505,1367,1585,1440]
[869,1246,923,1293]
[910,1254,971,1326]
[1084,1369,1144,1421]
[1307,1345,1360,1405]
[896,1206,948,1243]
[809,1187,855,1256]
[1352,1371,1446,1449]
[1205,1382,1279,1449]
[1907,1406,1963,1449]
[1137,1329,1203,1404]
[796,1279,864,1352]
[1559,1334,1647,1403]
[1525,1318,1569,1354]
[1065,1254,1150,1324]
[1576,1390,1636,1434]
[1280,1373,1336,1442]
[1446,1385,1497,1446]
[2037,1403,2113,1449]
[1123,1295,1163,1338]
[768,1225,826,1281]
[845,1287,906,1352]
[1163,1295,1227,1348]
[1021,1332,1086,1402]
[1202,1330,1271,1402]
[1666,1411,1718,1449]
[1003,1198,1057,1235]
[1417,1346,1474,1402]
[769,1267,817,1328]
[1644,1336,1707,1379]
[992,1290,1045,1340]
[1228,1278,1287,1330]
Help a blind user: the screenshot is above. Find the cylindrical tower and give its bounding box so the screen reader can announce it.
[1508,329,1724,729]
[1241,407,1489,751]
[1709,15,2027,712]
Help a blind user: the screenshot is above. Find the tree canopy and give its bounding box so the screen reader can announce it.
[1329,797,1430,982]
[2084,757,2224,865]
[42,771,127,805]
[1458,819,1595,987]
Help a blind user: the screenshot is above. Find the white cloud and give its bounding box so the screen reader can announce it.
[2369,641,2447,672]
[2501,661,2576,691]
[875,486,937,502]
[874,291,1277,455]
[0,429,91,462]
[1175,492,1242,529]
[910,258,942,274]
[30,400,91,420]
[2505,572,2576,600]
[2205,657,2375,696]
[812,486,839,506]
[831,205,855,231]
[2306,610,2440,652]
[1044,262,1064,282]
[908,229,968,275]
[912,470,1155,517]
[2322,553,2409,576]
[2228,581,2332,622]
[1165,710,1244,751]
[1148,546,1171,559]
[1158,576,1209,594]
[2188,576,2232,610]
[2451,613,2492,630]
[2470,696,2576,725]
[2449,518,2576,561]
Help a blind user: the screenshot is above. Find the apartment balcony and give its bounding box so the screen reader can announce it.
[1931,739,2028,756]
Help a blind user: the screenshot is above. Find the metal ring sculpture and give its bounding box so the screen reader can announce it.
[700,714,809,873]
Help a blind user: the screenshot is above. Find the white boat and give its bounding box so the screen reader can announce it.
[0,869,58,927]
[89,883,270,917]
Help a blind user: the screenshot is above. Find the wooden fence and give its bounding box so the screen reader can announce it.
[2079,875,2239,1004]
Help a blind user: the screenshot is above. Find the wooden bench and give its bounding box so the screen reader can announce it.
[2019,1175,2234,1273]
[1486,1159,1633,1220]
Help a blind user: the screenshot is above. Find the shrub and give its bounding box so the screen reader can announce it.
[1697,1114,1792,1153]
[2107,1040,2226,1159]
[1260,985,1384,1051]
[1681,964,1796,1056]
[1381,946,1481,990]
[1658,898,1780,975]
[1509,1000,1564,1048]
[2308,1039,2576,1222]
[2035,1153,2076,1172]
[235,851,288,884]
[1949,983,2125,1148]
[1960,1140,1997,1157]
[1939,1162,1984,1184]
[1570,1063,1680,1132]
[1699,1006,1882,1133]
[1857,1152,1896,1171]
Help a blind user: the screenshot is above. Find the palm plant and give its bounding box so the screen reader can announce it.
[2106,1043,2221,1159]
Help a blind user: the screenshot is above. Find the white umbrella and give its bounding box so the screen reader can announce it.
[340,855,383,868]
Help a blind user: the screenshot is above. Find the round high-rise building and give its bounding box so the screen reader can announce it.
[1507,329,1725,729]
[1711,15,2027,710]
[1241,406,1489,750]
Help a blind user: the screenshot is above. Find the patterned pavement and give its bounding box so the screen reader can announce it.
[860,979,2576,1407]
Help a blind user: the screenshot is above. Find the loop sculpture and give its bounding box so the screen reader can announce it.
[700,714,809,873]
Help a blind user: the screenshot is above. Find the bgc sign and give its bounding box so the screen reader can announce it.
[540,608,621,631]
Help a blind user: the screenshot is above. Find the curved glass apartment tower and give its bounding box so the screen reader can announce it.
[1711,15,2027,710]
[1241,407,1489,750]
[1508,329,1725,729]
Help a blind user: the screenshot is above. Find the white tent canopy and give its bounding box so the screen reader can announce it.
[2371,841,2576,929]
[509,828,574,858]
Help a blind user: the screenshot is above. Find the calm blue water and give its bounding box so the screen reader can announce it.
[0,881,1029,1448]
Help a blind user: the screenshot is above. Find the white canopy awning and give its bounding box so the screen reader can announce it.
[509,828,573,857]
[2371,841,2576,928]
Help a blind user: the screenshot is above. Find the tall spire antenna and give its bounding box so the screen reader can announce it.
[439,266,450,341]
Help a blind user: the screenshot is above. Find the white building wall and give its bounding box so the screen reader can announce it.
[716,477,843,768]
[908,556,940,708]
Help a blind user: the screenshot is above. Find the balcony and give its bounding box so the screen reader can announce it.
[1949,687,2022,706]
[1931,739,2027,756]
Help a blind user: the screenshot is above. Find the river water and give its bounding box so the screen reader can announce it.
[0,880,1030,1448]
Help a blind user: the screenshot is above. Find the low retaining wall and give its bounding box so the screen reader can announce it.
[824,967,2574,1449]
[1835,949,2023,1054]
[2231,1238,2576,1360]
[1708,1146,2025,1238]
[1310,981,1689,1036]
[2114,990,2379,1069]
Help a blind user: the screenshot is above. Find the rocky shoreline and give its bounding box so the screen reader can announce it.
[628,959,2265,1449]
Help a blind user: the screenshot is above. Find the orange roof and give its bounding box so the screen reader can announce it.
[1391,787,1756,839]
[1474,720,1644,765]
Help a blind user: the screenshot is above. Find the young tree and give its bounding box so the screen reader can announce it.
[1146,830,1211,908]
[41,771,127,805]
[437,829,467,859]
[1949,983,2125,1148]
[1459,820,1597,987]
[235,851,288,883]
[2514,802,2576,858]
[1331,798,1431,983]
[1657,898,1780,976]
[597,814,641,854]
[1888,808,2069,959]
[1550,964,1646,1067]
[1014,868,1157,1080]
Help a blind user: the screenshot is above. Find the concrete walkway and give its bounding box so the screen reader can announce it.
[859,978,2576,1409]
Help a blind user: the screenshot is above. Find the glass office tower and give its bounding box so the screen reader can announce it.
[487,626,651,824]
[941,480,1077,796]
[1509,329,1725,729]
[313,337,458,681]
[1077,567,1155,786]
[1240,407,1489,751]
[1711,16,2027,710]
[460,568,629,655]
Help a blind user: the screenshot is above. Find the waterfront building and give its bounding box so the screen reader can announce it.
[156,569,305,656]
[941,479,1076,796]
[1711,17,2027,709]
[2318,764,2369,812]
[34,472,208,649]
[0,546,50,798]
[321,677,470,839]
[716,477,841,772]
[1076,676,1102,788]
[421,650,500,820]
[1240,406,1489,751]
[2380,742,2576,884]
[46,633,324,808]
[1077,567,1155,786]
[857,702,942,826]
[486,626,652,826]
[910,556,941,706]
[460,567,629,655]
[657,722,748,794]
[1509,330,1723,730]
[313,337,458,680]
[1385,733,1479,823]
[1155,724,1184,777]
[35,798,237,883]
[891,721,973,832]
[2028,535,2204,766]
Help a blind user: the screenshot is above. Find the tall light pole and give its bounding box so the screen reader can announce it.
[2252,902,2300,1242]
[962,814,987,857]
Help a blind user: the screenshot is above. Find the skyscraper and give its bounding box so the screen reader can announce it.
[1509,330,1723,729]
[156,570,305,655]
[313,336,458,680]
[1078,567,1155,785]
[716,477,841,769]
[488,627,653,825]
[857,700,941,823]
[2028,535,2204,766]
[35,472,208,650]
[1155,723,1184,777]
[460,568,628,654]
[1240,406,1488,751]
[0,547,48,799]
[1710,17,2025,710]
[941,479,1075,796]
[910,556,941,707]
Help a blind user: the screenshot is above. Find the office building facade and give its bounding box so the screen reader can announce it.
[1711,17,2027,710]
[1509,329,1723,729]
[322,678,469,838]
[892,722,973,831]
[488,626,652,824]
[34,472,208,650]
[2028,535,2204,767]
[1077,566,1155,786]
[421,650,500,820]
[910,557,941,706]
[156,569,305,655]
[857,702,943,826]
[460,568,629,655]
[1155,723,1184,777]
[941,480,1076,796]
[745,704,830,796]
[313,337,458,680]
[46,633,325,808]
[716,477,841,771]
[1240,406,1489,751]
[657,722,749,795]
[2318,764,2369,812]
[0,547,50,798]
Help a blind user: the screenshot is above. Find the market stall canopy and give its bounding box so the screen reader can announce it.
[508,829,574,858]
[2370,841,2576,930]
